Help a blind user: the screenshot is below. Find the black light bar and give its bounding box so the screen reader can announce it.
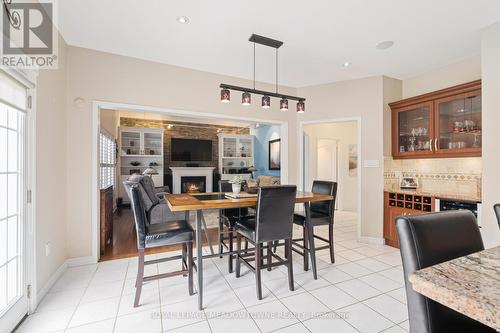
[219,83,305,102]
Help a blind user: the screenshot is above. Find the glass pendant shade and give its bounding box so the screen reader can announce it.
[296,100,305,113]
[220,89,230,103]
[262,95,271,109]
[242,92,251,106]
[280,98,288,111]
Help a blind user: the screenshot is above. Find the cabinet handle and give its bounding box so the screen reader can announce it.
[429,139,433,152]
[434,138,438,151]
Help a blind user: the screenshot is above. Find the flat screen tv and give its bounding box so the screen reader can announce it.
[171,138,213,161]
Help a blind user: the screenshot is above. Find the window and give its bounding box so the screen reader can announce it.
[99,130,116,189]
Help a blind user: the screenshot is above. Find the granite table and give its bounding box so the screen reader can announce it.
[409,246,500,331]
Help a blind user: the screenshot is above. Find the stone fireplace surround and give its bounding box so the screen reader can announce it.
[170,167,215,194]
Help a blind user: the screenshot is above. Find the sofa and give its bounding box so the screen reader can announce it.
[124,174,185,224]
[246,175,281,188]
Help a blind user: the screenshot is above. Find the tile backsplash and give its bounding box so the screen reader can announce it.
[384,157,482,199]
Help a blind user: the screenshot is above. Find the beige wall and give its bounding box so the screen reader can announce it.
[402,56,481,98]
[298,77,385,240]
[481,22,500,248]
[65,46,298,258]
[35,34,68,293]
[303,122,358,211]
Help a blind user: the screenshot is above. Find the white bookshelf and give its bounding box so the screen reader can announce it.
[218,133,254,181]
[118,127,164,203]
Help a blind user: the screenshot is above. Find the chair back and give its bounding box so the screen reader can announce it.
[255,185,297,243]
[396,210,484,333]
[128,174,160,210]
[494,204,500,229]
[310,181,337,219]
[126,183,149,250]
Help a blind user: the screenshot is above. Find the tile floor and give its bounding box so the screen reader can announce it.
[16,211,409,333]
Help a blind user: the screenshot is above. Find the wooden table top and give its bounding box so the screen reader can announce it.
[409,246,500,331]
[165,191,334,212]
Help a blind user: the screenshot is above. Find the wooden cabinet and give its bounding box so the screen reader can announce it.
[100,186,114,256]
[384,192,435,248]
[218,134,254,181]
[389,80,481,159]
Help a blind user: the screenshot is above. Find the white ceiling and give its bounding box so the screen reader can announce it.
[59,0,500,87]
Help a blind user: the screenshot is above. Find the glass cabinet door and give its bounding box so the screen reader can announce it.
[435,91,481,153]
[395,102,433,156]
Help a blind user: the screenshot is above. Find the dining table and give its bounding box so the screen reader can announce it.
[409,245,500,331]
[165,190,334,310]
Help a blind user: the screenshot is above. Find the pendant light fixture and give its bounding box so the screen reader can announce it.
[219,34,306,112]
[280,98,288,111]
[262,95,271,109]
[220,88,230,103]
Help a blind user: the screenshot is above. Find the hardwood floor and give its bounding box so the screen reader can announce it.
[100,207,220,261]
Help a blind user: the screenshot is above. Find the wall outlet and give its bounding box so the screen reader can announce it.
[45,242,51,257]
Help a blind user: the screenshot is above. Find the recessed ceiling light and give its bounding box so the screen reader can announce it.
[343,61,351,67]
[376,40,394,50]
[177,16,189,24]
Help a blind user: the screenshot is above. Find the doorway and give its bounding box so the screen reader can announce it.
[0,71,32,332]
[300,119,361,236]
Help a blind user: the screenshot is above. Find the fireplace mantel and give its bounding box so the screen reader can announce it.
[170,167,215,194]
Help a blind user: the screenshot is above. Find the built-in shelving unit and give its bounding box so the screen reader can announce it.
[118,127,164,203]
[218,134,254,181]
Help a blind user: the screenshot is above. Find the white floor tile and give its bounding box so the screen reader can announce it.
[114,309,162,333]
[65,319,115,333]
[382,325,407,333]
[36,289,84,312]
[16,309,74,333]
[293,271,330,291]
[310,285,358,310]
[232,284,276,308]
[119,288,161,316]
[373,253,402,267]
[69,297,120,328]
[355,258,392,272]
[337,249,366,261]
[336,262,372,278]
[208,310,260,333]
[335,279,382,301]
[387,288,407,304]
[280,292,330,321]
[379,267,405,284]
[80,280,124,303]
[247,300,299,333]
[363,294,408,324]
[341,303,393,333]
[264,277,304,299]
[303,312,358,333]
[161,298,206,331]
[202,290,245,317]
[166,320,211,333]
[359,273,402,293]
[399,320,409,331]
[160,282,198,305]
[319,267,353,284]
[273,323,310,333]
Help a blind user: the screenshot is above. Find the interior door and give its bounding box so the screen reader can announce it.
[316,139,338,208]
[0,71,29,332]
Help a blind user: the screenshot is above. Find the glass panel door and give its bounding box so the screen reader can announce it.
[0,99,27,330]
[395,102,433,156]
[435,92,481,153]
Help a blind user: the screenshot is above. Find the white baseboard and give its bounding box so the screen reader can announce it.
[35,260,67,308]
[357,236,385,245]
[66,256,97,267]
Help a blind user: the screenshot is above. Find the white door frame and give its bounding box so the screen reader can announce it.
[298,117,362,240]
[0,69,37,332]
[91,100,290,263]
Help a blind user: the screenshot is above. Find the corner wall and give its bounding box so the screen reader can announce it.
[253,124,281,177]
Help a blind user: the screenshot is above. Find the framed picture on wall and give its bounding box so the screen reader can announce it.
[269,138,281,170]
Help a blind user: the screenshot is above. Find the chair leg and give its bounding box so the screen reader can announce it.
[182,243,187,270]
[228,228,234,273]
[286,239,294,291]
[267,242,272,271]
[188,241,194,295]
[303,226,309,271]
[272,240,278,253]
[255,243,263,300]
[219,213,224,258]
[244,239,249,253]
[235,233,241,278]
[329,223,335,264]
[134,249,145,308]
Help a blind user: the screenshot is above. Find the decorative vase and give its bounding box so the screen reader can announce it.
[232,184,241,194]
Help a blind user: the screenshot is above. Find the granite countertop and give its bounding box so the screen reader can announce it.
[384,187,481,203]
[409,246,500,331]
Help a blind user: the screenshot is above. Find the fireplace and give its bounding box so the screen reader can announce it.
[181,176,206,193]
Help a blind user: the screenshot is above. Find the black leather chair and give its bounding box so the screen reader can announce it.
[218,180,251,273]
[126,182,194,307]
[291,181,337,272]
[494,204,500,229]
[396,211,496,333]
[235,185,297,300]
